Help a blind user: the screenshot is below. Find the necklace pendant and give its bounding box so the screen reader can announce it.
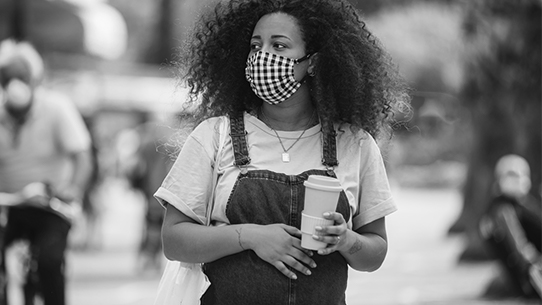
[281,152,290,163]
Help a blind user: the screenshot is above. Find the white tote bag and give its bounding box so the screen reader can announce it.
[153,261,210,305]
[153,117,229,305]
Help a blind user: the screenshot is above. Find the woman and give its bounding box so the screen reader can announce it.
[155,0,409,303]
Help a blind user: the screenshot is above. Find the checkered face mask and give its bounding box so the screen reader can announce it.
[245,51,311,105]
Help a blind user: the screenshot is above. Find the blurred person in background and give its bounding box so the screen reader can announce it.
[74,115,102,251]
[0,39,93,305]
[479,154,542,300]
[120,111,174,272]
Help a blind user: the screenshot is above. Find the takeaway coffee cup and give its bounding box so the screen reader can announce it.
[300,175,342,250]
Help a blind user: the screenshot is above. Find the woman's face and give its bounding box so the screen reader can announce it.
[249,12,309,81]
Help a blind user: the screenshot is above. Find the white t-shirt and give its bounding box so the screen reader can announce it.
[0,88,91,193]
[155,112,396,230]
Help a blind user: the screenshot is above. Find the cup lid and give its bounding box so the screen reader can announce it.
[304,175,342,192]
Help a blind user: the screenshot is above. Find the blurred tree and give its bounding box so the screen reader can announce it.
[9,0,27,41]
[350,0,458,15]
[349,0,390,14]
[144,0,175,64]
[139,0,454,64]
[141,0,221,64]
[450,0,541,261]
[0,0,127,60]
[368,2,465,95]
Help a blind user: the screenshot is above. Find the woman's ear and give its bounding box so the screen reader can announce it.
[308,52,319,76]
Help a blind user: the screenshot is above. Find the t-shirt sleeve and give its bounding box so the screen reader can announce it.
[53,94,91,153]
[153,119,219,225]
[352,136,397,230]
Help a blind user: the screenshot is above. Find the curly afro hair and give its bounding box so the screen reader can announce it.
[174,0,410,139]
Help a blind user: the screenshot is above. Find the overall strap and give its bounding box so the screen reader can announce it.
[229,114,251,167]
[230,113,339,169]
[321,122,339,169]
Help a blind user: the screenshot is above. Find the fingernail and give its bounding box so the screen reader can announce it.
[323,212,331,217]
[292,274,297,280]
[306,270,312,275]
[312,234,320,240]
[311,263,317,268]
[315,226,322,231]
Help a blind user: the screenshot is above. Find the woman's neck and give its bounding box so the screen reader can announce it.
[259,101,316,131]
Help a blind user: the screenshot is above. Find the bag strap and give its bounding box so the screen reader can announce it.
[204,116,229,226]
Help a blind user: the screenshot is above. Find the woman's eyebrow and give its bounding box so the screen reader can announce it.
[271,34,292,41]
[250,34,292,41]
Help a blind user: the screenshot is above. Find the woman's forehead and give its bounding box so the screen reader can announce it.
[252,12,303,42]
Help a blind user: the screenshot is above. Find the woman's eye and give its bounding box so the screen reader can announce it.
[250,43,261,51]
[274,43,286,50]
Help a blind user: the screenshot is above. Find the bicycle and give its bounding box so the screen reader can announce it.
[0,182,82,305]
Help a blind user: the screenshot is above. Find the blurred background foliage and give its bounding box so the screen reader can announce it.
[0,0,540,262]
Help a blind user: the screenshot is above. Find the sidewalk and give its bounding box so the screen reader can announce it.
[65,182,539,305]
[66,179,160,305]
[345,187,537,305]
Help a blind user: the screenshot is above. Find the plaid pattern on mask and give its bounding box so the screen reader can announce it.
[245,51,302,105]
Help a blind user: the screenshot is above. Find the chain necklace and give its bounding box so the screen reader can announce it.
[260,109,316,163]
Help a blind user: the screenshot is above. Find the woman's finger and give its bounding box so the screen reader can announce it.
[280,224,302,238]
[290,243,317,268]
[291,237,314,257]
[282,255,313,277]
[323,212,345,224]
[315,223,347,237]
[273,261,298,280]
[313,234,342,246]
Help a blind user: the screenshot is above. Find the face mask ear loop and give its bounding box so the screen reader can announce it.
[295,53,312,64]
[295,53,313,84]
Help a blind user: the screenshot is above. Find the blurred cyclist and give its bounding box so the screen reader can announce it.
[0,39,93,305]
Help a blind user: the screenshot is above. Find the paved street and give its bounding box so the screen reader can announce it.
[63,180,538,305]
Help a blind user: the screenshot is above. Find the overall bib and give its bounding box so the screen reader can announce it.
[202,115,351,305]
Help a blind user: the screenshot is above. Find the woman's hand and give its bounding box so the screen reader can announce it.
[244,223,316,280]
[313,212,349,255]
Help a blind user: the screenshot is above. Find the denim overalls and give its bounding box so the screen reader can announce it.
[201,114,351,305]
